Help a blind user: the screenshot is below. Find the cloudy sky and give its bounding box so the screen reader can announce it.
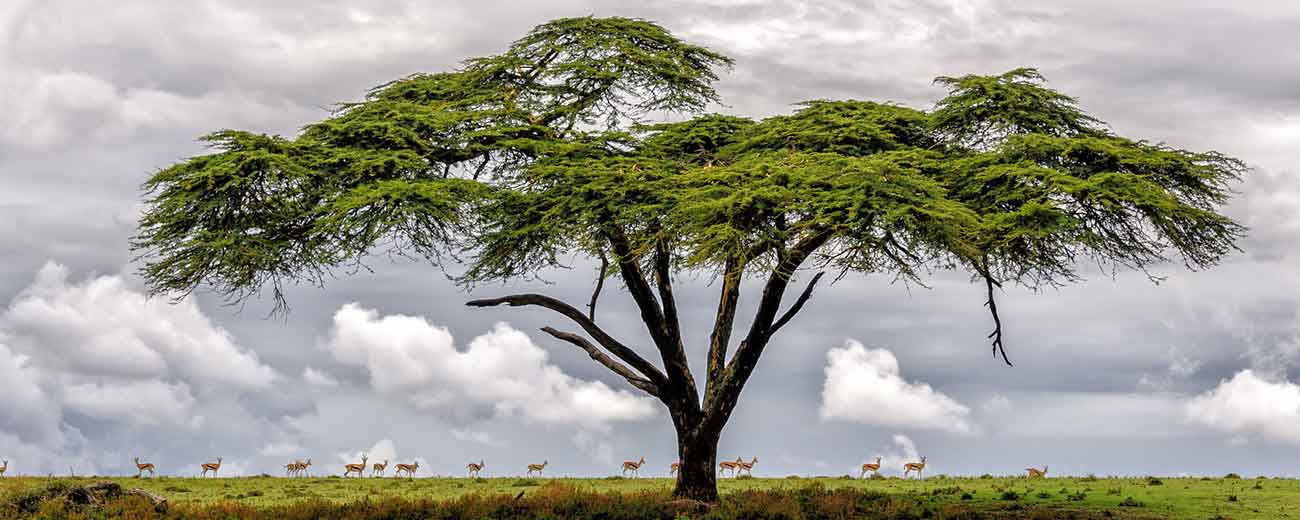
[2,0,1300,478]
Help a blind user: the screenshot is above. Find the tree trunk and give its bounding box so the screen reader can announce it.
[672,427,720,502]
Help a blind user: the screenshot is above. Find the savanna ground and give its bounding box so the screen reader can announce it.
[1,474,1292,519]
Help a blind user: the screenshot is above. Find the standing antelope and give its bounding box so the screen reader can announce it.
[1026,466,1048,478]
[526,460,548,477]
[200,457,223,477]
[372,459,389,477]
[0,459,8,478]
[394,461,419,478]
[467,460,485,478]
[670,461,680,476]
[859,456,881,478]
[134,457,155,478]
[621,457,646,478]
[718,457,743,477]
[903,457,927,479]
[286,459,311,477]
[737,456,758,476]
[344,455,368,477]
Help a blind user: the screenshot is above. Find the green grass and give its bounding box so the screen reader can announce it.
[2,475,1297,518]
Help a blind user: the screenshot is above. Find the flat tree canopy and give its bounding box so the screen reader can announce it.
[134,17,1245,500]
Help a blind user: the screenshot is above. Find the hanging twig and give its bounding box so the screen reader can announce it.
[981,258,1013,367]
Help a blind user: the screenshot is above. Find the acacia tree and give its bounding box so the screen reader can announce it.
[134,17,1245,500]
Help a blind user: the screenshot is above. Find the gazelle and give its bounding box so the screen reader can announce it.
[670,461,680,476]
[1026,466,1048,478]
[344,455,368,478]
[859,456,881,478]
[394,461,419,478]
[0,459,8,477]
[718,457,743,477]
[621,457,646,478]
[200,457,223,477]
[526,460,548,477]
[903,456,927,479]
[372,459,389,477]
[134,457,155,478]
[467,460,485,478]
[737,456,758,476]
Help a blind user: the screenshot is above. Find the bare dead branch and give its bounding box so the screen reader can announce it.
[466,294,667,384]
[540,327,660,396]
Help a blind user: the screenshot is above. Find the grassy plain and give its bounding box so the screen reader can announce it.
[2,474,1296,518]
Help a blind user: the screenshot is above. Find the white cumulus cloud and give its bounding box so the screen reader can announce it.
[1186,369,1300,443]
[0,262,300,474]
[322,303,657,431]
[2,262,275,391]
[819,340,975,434]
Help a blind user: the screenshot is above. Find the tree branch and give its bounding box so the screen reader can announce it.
[706,255,743,389]
[540,327,660,396]
[588,250,609,321]
[604,227,699,408]
[702,230,832,429]
[465,293,667,385]
[768,271,825,335]
[654,238,682,344]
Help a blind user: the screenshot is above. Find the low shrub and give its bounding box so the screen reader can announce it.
[1118,496,1145,507]
[0,480,1017,520]
[1147,477,1163,486]
[1225,473,1242,479]
[1000,490,1020,501]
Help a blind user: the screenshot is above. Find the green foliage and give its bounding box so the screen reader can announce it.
[135,16,1245,329]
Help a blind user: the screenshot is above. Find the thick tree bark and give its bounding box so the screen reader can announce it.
[672,425,721,502]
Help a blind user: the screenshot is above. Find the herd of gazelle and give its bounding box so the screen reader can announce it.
[0,456,1049,479]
